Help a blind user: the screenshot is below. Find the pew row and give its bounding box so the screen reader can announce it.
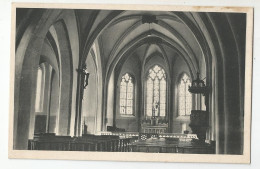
[28,134,136,152]
[28,133,215,154]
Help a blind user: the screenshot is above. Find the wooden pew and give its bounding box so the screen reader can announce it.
[28,133,71,151]
[29,133,214,153]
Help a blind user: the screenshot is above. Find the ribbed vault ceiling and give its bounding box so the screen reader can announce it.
[76,10,206,78]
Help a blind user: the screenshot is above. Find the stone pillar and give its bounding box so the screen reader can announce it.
[43,65,53,133]
[13,9,63,150]
[54,21,73,136]
[14,36,43,149]
[49,72,59,133]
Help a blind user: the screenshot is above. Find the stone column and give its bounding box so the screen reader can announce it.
[15,36,43,149]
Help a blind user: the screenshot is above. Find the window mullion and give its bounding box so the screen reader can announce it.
[159,79,161,117]
[152,79,154,116]
[185,81,187,115]
[125,81,128,115]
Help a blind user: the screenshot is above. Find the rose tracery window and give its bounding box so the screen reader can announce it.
[178,73,192,116]
[120,73,134,115]
[146,65,166,117]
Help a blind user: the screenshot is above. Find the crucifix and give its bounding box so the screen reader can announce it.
[77,64,90,89]
[77,64,90,100]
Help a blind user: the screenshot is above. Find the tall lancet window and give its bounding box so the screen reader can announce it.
[178,73,192,116]
[146,65,166,117]
[120,73,134,115]
[35,66,43,112]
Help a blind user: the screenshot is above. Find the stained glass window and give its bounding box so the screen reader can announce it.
[120,73,134,115]
[178,73,192,116]
[146,65,166,117]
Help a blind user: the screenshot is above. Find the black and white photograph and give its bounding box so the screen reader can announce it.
[9,3,253,163]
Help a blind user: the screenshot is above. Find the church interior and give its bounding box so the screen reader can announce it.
[13,8,246,154]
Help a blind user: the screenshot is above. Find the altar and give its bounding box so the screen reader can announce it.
[141,100,168,133]
[141,124,168,133]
